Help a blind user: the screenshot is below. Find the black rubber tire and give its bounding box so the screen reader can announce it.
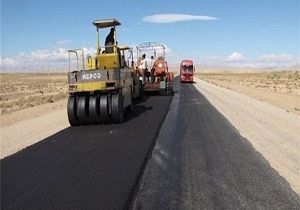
[112,92,124,123]
[126,90,133,111]
[89,95,101,124]
[139,80,143,98]
[100,94,111,124]
[77,96,91,125]
[67,96,80,126]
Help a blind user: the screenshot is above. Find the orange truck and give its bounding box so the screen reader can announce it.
[180,60,195,83]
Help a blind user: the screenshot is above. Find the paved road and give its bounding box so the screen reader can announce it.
[133,80,300,209]
[2,78,300,210]
[1,95,172,210]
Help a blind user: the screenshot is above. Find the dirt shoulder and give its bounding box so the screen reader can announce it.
[1,99,69,159]
[1,98,67,127]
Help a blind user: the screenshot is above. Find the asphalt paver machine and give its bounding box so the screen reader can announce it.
[136,42,174,95]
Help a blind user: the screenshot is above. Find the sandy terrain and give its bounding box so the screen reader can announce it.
[0,73,68,116]
[199,70,300,115]
[1,71,299,195]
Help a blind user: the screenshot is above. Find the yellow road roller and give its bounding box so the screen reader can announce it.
[67,19,139,126]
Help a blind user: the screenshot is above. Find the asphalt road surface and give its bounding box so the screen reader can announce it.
[2,78,300,210]
[132,80,300,209]
[1,94,172,210]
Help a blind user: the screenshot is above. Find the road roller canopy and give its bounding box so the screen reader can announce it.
[93,19,121,28]
[118,46,131,51]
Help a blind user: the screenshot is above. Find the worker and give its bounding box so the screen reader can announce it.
[150,55,156,83]
[140,54,147,84]
[122,55,128,67]
[105,27,114,53]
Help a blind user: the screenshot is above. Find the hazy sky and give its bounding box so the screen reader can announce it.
[1,0,299,71]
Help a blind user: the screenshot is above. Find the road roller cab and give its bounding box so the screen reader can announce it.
[67,19,136,126]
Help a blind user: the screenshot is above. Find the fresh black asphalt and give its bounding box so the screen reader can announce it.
[1,94,172,210]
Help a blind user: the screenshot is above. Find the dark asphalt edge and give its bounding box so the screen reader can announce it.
[124,94,174,210]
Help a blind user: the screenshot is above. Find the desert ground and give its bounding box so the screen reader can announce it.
[0,73,68,117]
[1,70,299,194]
[198,70,300,115]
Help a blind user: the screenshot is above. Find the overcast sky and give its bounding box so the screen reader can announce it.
[1,0,299,72]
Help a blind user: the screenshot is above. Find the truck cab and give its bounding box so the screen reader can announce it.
[180,60,195,83]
